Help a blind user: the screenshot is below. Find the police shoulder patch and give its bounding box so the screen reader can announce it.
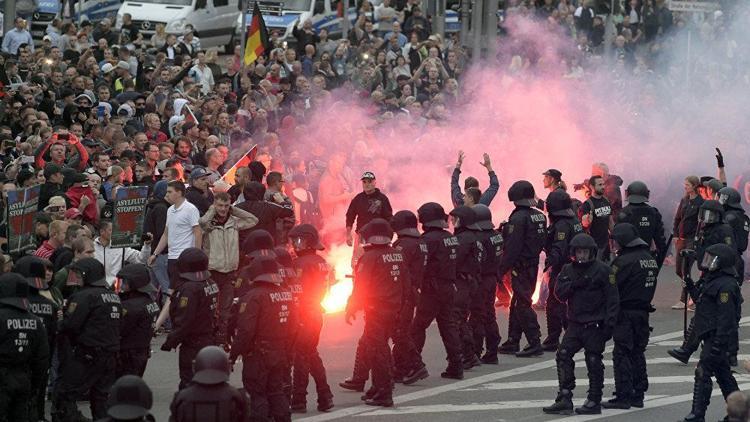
[179,297,189,308]
[122,308,128,316]
[557,231,566,241]
[720,292,729,303]
[67,302,77,314]
[609,274,616,285]
[508,224,514,234]
[726,237,733,245]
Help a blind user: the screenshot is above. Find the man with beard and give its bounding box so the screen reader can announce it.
[580,175,613,261]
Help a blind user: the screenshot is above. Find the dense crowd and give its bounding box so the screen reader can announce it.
[0,0,749,421]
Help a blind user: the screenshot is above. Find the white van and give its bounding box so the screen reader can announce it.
[116,0,240,52]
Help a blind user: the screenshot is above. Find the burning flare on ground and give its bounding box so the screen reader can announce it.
[321,244,354,314]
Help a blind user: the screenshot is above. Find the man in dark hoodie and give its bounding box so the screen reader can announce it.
[38,163,66,211]
[345,171,393,264]
[236,181,294,245]
[144,181,170,306]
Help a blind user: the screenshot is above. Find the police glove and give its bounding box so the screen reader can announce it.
[715,147,725,168]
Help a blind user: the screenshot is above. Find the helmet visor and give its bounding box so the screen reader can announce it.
[700,252,720,272]
[700,209,719,224]
[291,236,309,251]
[718,193,729,206]
[573,248,594,264]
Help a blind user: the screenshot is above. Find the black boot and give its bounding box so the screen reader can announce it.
[339,378,366,392]
[516,342,544,358]
[682,379,711,422]
[480,352,499,364]
[542,389,574,415]
[630,392,644,408]
[441,363,464,380]
[361,385,378,401]
[498,339,520,355]
[541,338,559,352]
[575,399,601,415]
[402,366,429,385]
[602,394,631,409]
[668,347,692,365]
[317,395,334,412]
[365,389,394,407]
[290,400,307,413]
[463,354,481,369]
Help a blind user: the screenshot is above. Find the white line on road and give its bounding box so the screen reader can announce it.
[654,340,750,347]
[461,375,750,391]
[296,318,750,421]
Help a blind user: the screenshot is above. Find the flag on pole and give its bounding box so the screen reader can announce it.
[244,2,271,66]
[220,144,258,185]
[182,104,197,124]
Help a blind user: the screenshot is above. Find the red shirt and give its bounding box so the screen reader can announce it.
[34,240,56,259]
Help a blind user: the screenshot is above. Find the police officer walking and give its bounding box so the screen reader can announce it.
[390,210,428,384]
[617,181,668,266]
[602,223,658,410]
[468,204,503,364]
[14,255,59,421]
[103,375,156,422]
[117,264,160,378]
[54,258,121,422]
[346,218,405,407]
[680,244,741,422]
[160,248,219,390]
[172,346,250,422]
[543,234,619,415]
[231,257,295,421]
[497,181,547,358]
[0,273,49,422]
[542,191,583,352]
[718,187,750,284]
[410,202,463,379]
[288,224,334,413]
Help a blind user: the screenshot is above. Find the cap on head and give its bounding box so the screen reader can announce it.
[543,169,562,180]
[176,248,210,282]
[189,166,210,182]
[361,171,376,181]
[106,375,153,420]
[703,178,724,195]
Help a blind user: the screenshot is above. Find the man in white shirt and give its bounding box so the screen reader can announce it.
[94,220,151,287]
[189,51,215,95]
[150,181,203,330]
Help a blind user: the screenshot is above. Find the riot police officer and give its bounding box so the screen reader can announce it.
[390,210,428,384]
[288,224,334,413]
[173,346,250,422]
[231,257,295,421]
[54,258,122,422]
[449,206,482,369]
[718,187,749,284]
[680,244,741,422]
[542,191,583,351]
[410,202,463,379]
[274,246,301,402]
[14,255,59,421]
[497,181,547,357]
[669,200,737,364]
[104,375,155,422]
[117,264,160,378]
[346,218,405,407]
[161,248,219,390]
[468,204,503,364]
[543,234,619,415]
[602,223,658,410]
[616,181,668,266]
[0,273,49,422]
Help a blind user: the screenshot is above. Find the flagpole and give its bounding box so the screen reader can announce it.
[239,0,249,77]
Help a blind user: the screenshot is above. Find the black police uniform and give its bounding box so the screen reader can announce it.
[722,206,749,285]
[467,204,503,364]
[162,249,219,390]
[171,347,250,422]
[231,257,296,421]
[390,212,427,382]
[0,274,49,422]
[605,224,658,409]
[681,245,741,422]
[617,183,668,265]
[348,220,405,405]
[54,258,122,421]
[274,246,302,400]
[498,181,547,356]
[289,226,334,411]
[543,192,583,350]
[545,235,619,415]
[117,264,160,378]
[410,203,463,378]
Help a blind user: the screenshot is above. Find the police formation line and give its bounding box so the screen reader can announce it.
[0,179,747,422]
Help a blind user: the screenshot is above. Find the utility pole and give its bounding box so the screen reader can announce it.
[342,0,350,39]
[3,0,15,37]
[482,0,497,59]
[460,0,471,49]
[239,0,249,74]
[470,0,483,60]
[434,0,446,42]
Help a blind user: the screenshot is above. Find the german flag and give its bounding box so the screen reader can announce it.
[220,144,258,185]
[244,2,271,66]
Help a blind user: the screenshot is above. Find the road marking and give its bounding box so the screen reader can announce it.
[461,375,750,391]
[654,340,750,347]
[643,355,750,366]
[553,382,750,421]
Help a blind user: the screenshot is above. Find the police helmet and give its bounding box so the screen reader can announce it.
[417,202,449,229]
[545,190,575,217]
[117,264,156,294]
[288,224,325,251]
[242,230,278,259]
[13,256,49,290]
[391,210,420,237]
[176,248,210,282]
[273,247,296,282]
[449,205,477,229]
[0,273,29,310]
[106,375,153,420]
[699,243,737,275]
[240,255,283,284]
[625,181,650,204]
[699,200,725,225]
[507,180,537,207]
[360,218,394,245]
[69,258,107,287]
[611,223,648,251]
[718,187,743,211]
[192,346,231,385]
[468,204,494,230]
[569,233,598,265]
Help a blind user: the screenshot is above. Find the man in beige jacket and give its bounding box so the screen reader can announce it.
[199,191,258,345]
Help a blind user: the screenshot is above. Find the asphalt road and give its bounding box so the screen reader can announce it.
[123,268,750,421]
